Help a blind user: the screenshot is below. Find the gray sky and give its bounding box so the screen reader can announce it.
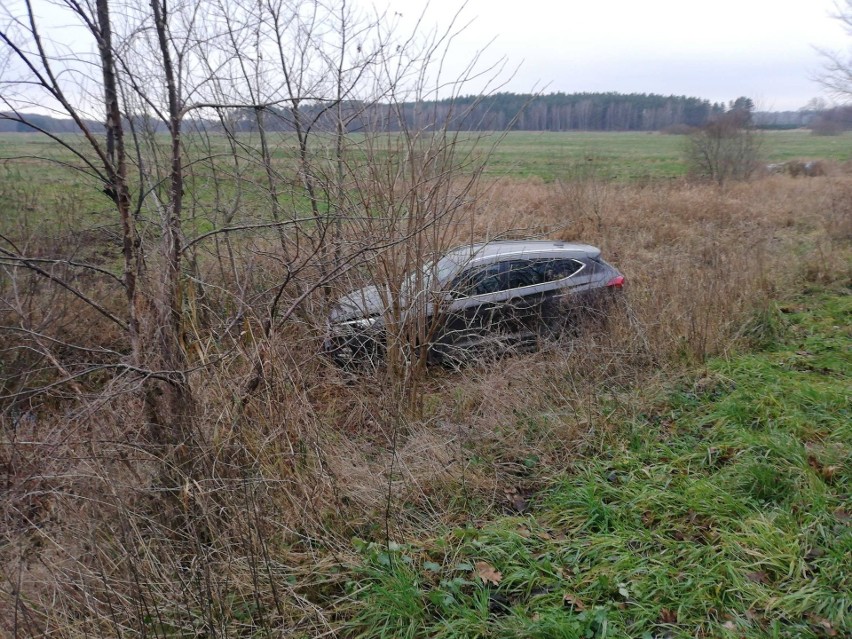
[3,0,848,114]
[379,0,850,110]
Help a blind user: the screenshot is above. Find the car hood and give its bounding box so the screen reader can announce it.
[330,281,439,323]
[329,284,389,323]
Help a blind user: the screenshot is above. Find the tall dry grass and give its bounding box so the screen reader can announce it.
[2,172,850,636]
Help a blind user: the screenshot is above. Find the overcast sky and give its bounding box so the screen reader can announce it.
[3,0,848,113]
[378,0,850,111]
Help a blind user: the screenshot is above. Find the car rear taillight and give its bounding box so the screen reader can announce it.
[606,275,625,288]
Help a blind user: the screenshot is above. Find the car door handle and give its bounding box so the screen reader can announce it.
[508,297,538,310]
[469,301,499,313]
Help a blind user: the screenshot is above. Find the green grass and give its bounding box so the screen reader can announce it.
[481,130,852,181]
[0,131,319,251]
[343,289,851,638]
[1,128,849,249]
[2,129,851,205]
[481,131,687,181]
[760,129,852,165]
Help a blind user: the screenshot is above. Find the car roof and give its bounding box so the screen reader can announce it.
[444,240,601,263]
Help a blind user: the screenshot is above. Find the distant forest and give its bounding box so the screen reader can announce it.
[1,92,843,134]
[418,93,723,131]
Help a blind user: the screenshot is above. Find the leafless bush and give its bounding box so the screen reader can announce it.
[686,113,761,185]
[0,0,514,633]
[786,160,828,177]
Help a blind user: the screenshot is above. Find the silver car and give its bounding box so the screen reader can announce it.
[325,240,625,365]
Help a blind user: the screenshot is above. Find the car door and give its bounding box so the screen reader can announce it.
[534,257,591,332]
[435,261,504,354]
[496,259,549,340]
[433,259,545,357]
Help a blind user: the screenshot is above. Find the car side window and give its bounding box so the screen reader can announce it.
[502,260,543,290]
[450,263,503,298]
[450,258,583,298]
[536,258,583,282]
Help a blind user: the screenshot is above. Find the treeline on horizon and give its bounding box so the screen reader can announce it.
[0,92,841,134]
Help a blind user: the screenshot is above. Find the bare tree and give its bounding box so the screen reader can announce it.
[686,105,761,185]
[0,0,188,445]
[818,0,852,99]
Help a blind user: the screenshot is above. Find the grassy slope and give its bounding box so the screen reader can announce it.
[344,289,851,639]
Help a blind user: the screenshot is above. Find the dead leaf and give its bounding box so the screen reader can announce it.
[746,571,770,585]
[475,561,502,586]
[722,620,736,630]
[821,465,839,482]
[563,593,585,611]
[659,608,677,624]
[560,566,575,579]
[504,487,528,513]
[807,614,838,637]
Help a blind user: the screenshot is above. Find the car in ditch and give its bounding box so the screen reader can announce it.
[324,240,625,366]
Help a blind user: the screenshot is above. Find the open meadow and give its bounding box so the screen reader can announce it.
[481,129,852,180]
[1,129,850,638]
[3,128,851,187]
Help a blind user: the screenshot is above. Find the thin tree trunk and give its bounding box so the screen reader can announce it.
[95,0,140,361]
[149,0,195,453]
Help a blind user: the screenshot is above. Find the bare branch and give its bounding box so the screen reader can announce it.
[182,217,322,252]
[0,245,128,329]
[0,254,126,287]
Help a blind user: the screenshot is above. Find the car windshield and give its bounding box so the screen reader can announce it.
[400,261,434,299]
[400,250,473,299]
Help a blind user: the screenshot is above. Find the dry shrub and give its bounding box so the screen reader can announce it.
[2,173,851,635]
[0,221,128,403]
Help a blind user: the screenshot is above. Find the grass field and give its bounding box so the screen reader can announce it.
[480,130,852,180]
[2,128,850,245]
[2,129,851,193]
